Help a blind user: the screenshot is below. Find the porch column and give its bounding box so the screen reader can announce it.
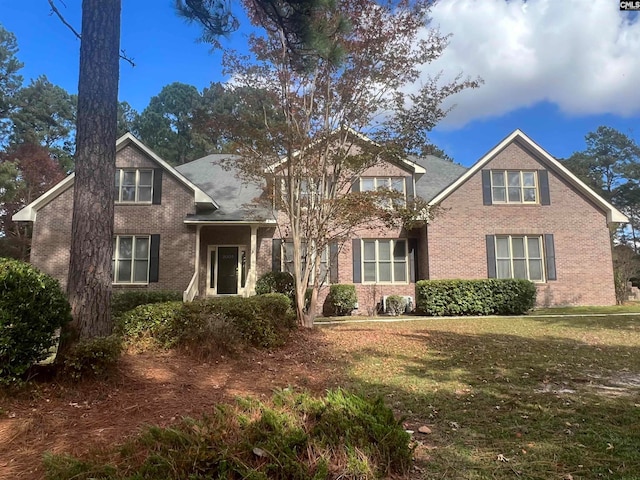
[247,224,258,296]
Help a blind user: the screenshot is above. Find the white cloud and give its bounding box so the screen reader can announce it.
[420,0,640,128]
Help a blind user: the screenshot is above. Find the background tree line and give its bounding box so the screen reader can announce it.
[561,126,640,301]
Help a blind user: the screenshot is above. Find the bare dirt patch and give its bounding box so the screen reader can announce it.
[0,330,344,480]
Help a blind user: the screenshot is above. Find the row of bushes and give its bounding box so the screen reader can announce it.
[416,279,537,316]
[117,293,297,352]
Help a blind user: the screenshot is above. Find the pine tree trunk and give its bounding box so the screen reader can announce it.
[65,0,121,341]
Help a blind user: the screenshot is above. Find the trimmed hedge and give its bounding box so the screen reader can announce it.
[415,279,537,316]
[111,290,183,318]
[117,294,296,351]
[255,271,295,302]
[0,258,71,386]
[325,284,357,316]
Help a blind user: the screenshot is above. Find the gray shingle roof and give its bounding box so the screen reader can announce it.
[410,155,468,202]
[175,154,271,222]
[176,153,467,221]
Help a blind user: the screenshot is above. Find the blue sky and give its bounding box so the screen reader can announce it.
[3,0,640,167]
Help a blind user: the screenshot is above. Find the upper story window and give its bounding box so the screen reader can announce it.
[495,235,544,282]
[115,169,153,203]
[112,235,150,284]
[360,177,406,207]
[362,239,407,283]
[491,170,537,204]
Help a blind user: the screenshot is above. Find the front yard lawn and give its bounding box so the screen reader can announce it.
[322,315,640,479]
[1,314,639,479]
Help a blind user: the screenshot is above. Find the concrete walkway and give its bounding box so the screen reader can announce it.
[315,311,640,325]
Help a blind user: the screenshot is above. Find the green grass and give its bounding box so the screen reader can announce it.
[532,303,640,315]
[321,315,640,479]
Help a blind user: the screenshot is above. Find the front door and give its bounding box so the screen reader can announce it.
[217,246,239,294]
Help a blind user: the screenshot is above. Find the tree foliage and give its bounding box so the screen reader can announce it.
[0,24,23,143]
[216,0,480,326]
[563,126,640,251]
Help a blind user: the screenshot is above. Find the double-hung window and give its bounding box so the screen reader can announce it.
[115,169,153,203]
[495,235,544,282]
[362,239,408,283]
[491,171,537,204]
[113,235,150,283]
[360,177,406,207]
[282,241,329,284]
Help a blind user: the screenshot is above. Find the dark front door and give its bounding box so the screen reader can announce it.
[217,247,238,294]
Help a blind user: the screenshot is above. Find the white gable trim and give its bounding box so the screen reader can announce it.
[12,173,75,222]
[428,129,629,224]
[12,134,218,223]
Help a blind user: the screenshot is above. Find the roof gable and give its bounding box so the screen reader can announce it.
[12,133,217,222]
[428,129,629,224]
[264,128,427,176]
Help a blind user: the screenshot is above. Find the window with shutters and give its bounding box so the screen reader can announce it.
[360,177,406,208]
[495,235,544,282]
[362,239,408,283]
[282,241,329,284]
[115,169,153,203]
[112,235,150,284]
[490,170,538,204]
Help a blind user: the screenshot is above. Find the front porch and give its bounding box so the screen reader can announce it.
[183,222,275,301]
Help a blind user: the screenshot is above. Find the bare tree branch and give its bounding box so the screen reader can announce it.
[47,0,136,67]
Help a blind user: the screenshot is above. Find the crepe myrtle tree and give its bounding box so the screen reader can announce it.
[214,0,480,327]
[53,0,332,344]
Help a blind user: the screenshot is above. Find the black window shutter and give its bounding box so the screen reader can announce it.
[482,170,492,205]
[272,239,282,272]
[544,234,557,281]
[152,169,163,205]
[406,176,414,202]
[539,170,551,205]
[486,235,496,278]
[351,179,360,193]
[329,242,339,284]
[408,238,418,282]
[352,239,361,283]
[149,234,160,282]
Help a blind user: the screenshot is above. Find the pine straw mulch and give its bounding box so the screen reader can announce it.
[0,329,351,480]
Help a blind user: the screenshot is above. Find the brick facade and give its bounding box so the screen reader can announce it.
[25,132,621,311]
[30,144,197,293]
[426,140,617,306]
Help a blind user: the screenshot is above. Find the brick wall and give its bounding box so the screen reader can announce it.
[427,140,617,306]
[30,144,197,294]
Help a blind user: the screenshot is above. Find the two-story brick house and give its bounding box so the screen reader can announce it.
[13,129,628,312]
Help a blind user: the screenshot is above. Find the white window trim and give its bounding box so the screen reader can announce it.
[495,235,545,283]
[115,168,154,204]
[490,170,538,204]
[361,239,409,284]
[360,177,407,208]
[113,235,151,284]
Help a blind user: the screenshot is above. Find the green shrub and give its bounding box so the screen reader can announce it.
[0,258,71,386]
[111,290,182,318]
[326,284,357,316]
[60,335,123,381]
[118,295,296,352]
[415,279,537,316]
[385,295,407,316]
[206,294,296,348]
[116,301,184,349]
[255,271,295,301]
[44,388,412,479]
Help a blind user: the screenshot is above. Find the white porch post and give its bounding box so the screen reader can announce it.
[247,225,258,296]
